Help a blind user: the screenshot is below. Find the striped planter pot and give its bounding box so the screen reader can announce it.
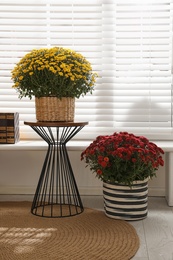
[103,179,148,221]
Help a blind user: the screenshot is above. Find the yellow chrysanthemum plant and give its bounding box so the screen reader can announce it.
[11,47,97,99]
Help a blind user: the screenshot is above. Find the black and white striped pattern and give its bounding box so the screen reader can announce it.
[103,179,148,221]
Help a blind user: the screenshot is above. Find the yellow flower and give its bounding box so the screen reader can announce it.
[11,46,98,99]
[70,76,75,81]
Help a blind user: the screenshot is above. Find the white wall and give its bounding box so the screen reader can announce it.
[0,147,165,198]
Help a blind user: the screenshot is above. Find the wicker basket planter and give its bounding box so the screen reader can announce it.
[35,97,75,122]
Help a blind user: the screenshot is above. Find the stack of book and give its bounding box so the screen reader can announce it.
[0,112,20,144]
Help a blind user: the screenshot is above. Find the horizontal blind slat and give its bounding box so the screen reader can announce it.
[0,0,172,140]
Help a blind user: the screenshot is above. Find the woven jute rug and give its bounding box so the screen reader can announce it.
[0,202,139,260]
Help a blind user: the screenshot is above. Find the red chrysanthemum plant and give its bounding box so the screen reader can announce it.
[81,132,164,186]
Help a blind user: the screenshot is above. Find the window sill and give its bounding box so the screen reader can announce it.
[0,140,91,151]
[0,140,173,151]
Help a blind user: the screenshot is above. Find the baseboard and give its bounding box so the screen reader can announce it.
[0,185,103,196]
[0,186,165,201]
[148,187,165,197]
[0,185,165,198]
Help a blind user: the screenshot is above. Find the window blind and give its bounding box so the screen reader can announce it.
[0,0,172,141]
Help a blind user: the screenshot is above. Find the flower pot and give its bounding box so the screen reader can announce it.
[35,97,75,121]
[103,179,148,221]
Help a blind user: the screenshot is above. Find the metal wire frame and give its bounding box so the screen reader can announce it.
[30,125,84,218]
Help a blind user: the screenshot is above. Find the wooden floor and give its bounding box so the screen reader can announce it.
[131,197,173,260]
[82,196,173,260]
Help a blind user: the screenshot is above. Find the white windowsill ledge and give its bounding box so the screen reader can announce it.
[0,140,91,151]
[0,140,173,152]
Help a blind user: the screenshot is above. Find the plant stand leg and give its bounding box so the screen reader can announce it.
[30,126,84,218]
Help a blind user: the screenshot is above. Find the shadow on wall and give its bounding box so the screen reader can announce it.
[112,95,170,135]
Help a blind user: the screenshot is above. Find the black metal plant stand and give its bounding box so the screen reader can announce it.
[24,121,88,218]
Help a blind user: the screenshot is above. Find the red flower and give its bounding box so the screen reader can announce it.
[89,149,95,155]
[81,131,164,185]
[97,169,102,175]
[99,146,105,152]
[100,161,107,168]
[98,155,104,161]
[132,158,137,163]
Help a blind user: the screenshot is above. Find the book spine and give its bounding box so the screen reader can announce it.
[0,113,19,144]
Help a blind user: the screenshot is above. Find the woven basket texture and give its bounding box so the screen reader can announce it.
[35,97,75,121]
